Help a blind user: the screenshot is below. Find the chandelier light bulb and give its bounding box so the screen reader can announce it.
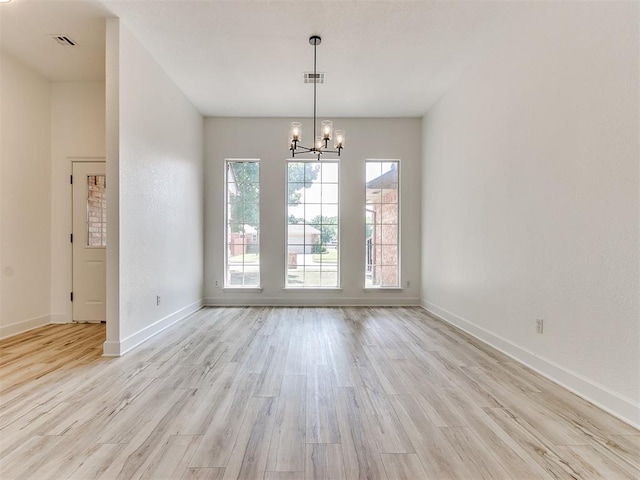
[334,130,345,148]
[291,122,302,142]
[321,120,333,140]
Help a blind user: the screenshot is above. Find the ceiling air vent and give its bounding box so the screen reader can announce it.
[304,72,325,84]
[51,35,78,47]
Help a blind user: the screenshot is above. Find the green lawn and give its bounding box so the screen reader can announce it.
[312,249,338,263]
[286,269,338,287]
[228,253,259,264]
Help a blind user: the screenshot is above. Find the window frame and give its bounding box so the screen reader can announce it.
[224,159,261,289]
[364,159,401,289]
[285,159,341,289]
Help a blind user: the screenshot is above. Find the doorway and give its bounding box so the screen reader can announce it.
[72,161,106,322]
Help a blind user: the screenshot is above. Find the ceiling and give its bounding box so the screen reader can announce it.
[0,0,510,117]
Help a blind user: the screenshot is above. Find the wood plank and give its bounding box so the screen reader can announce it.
[222,396,277,480]
[67,443,127,480]
[390,393,472,479]
[305,443,347,480]
[264,472,304,480]
[181,467,225,480]
[483,406,598,479]
[334,387,387,480]
[188,374,258,468]
[306,365,340,443]
[266,375,306,472]
[139,435,202,479]
[556,444,639,479]
[380,453,429,480]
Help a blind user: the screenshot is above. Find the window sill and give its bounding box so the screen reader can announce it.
[363,287,404,291]
[283,287,343,292]
[222,287,263,293]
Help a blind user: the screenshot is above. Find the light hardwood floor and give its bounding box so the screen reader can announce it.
[1,307,638,479]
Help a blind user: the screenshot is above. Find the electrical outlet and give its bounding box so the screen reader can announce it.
[215,280,220,288]
[536,318,544,334]
[156,295,161,306]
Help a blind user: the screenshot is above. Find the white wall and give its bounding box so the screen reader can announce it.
[104,19,204,355]
[204,117,421,305]
[0,53,52,338]
[421,2,639,426]
[50,82,106,323]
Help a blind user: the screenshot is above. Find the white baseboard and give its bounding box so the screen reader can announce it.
[421,300,640,430]
[203,296,420,307]
[50,313,70,324]
[102,340,121,356]
[102,299,203,357]
[0,314,53,339]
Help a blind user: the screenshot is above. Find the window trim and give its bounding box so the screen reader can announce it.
[364,159,401,289]
[224,158,261,288]
[284,158,341,289]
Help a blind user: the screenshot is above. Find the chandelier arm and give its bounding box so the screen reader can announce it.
[293,144,313,151]
[291,147,341,158]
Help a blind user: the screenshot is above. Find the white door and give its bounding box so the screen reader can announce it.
[72,162,106,322]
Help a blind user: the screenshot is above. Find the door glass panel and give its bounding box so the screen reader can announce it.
[87,175,107,247]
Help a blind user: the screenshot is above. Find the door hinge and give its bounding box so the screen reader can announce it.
[70,175,73,184]
[70,233,73,243]
[70,292,73,302]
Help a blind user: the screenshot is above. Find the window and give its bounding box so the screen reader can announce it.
[365,160,399,287]
[286,161,339,287]
[87,175,107,247]
[225,160,260,287]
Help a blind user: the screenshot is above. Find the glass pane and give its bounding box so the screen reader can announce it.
[367,177,383,190]
[381,225,398,244]
[379,205,398,225]
[380,266,398,287]
[320,271,338,287]
[366,189,382,205]
[287,265,305,286]
[365,210,375,225]
[305,162,320,182]
[321,204,338,219]
[370,264,381,286]
[380,245,398,266]
[87,175,107,247]
[227,236,246,259]
[322,163,339,183]
[231,162,246,179]
[288,205,304,224]
[321,183,338,203]
[366,162,383,183]
[304,203,322,220]
[304,270,321,287]
[381,162,397,175]
[287,225,305,246]
[288,162,302,181]
[243,163,259,183]
[321,214,338,226]
[288,183,305,199]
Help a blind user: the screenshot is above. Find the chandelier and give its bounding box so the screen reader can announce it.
[289,36,345,161]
